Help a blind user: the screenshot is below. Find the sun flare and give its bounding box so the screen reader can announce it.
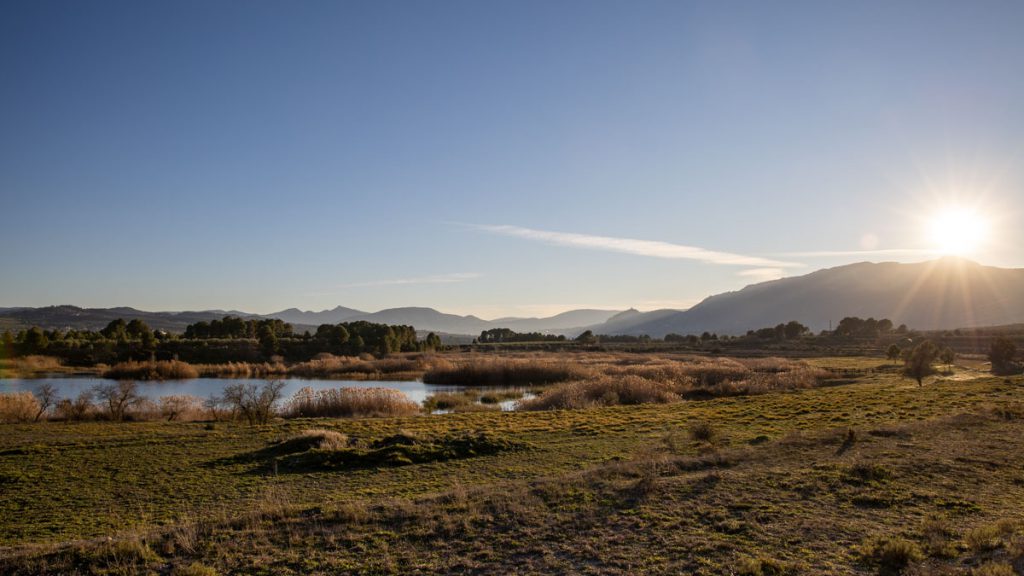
[927,206,990,256]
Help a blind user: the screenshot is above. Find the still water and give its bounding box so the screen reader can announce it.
[0,377,527,410]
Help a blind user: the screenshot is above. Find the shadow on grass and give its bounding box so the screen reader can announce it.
[206,431,530,475]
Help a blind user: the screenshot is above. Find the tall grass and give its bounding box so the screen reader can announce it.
[103,360,200,381]
[423,359,593,386]
[0,392,41,423]
[288,355,428,378]
[282,387,421,418]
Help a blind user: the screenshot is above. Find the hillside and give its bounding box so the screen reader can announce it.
[0,305,627,337]
[0,306,258,333]
[613,258,1024,337]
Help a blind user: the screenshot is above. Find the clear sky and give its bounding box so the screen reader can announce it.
[2,0,1023,318]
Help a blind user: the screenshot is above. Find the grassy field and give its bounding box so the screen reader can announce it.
[1,359,1023,574]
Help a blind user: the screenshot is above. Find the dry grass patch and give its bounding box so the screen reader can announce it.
[519,376,678,410]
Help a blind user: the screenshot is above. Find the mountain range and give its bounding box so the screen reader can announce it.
[606,257,1024,337]
[2,258,1022,337]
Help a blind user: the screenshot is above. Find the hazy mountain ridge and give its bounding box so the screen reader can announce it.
[0,304,628,336]
[611,258,1024,337]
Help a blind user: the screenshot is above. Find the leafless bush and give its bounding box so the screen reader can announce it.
[55,390,97,421]
[158,395,205,421]
[217,381,285,425]
[31,383,57,421]
[94,381,145,421]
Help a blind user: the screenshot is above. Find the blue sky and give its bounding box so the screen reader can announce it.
[2,0,1023,318]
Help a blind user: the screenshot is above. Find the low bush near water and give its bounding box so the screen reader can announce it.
[103,360,200,381]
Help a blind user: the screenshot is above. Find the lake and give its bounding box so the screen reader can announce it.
[0,377,530,411]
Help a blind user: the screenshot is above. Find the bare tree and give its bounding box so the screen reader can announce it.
[159,395,201,421]
[32,383,57,422]
[220,381,285,425]
[56,390,95,421]
[94,381,143,421]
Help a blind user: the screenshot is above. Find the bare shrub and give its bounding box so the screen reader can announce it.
[519,376,678,411]
[94,381,145,421]
[965,519,1020,552]
[158,395,205,421]
[32,383,57,421]
[0,392,40,423]
[55,390,96,421]
[283,387,419,418]
[868,537,923,571]
[688,420,718,442]
[218,381,285,425]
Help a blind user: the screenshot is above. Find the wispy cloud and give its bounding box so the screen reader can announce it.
[737,267,787,282]
[333,272,482,289]
[776,248,935,258]
[473,224,801,268]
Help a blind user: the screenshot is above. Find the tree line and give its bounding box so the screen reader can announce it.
[1,316,443,365]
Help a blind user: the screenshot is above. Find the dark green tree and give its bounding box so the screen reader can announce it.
[903,340,939,387]
[101,319,129,341]
[988,337,1018,374]
[22,327,49,354]
[784,320,808,339]
[886,344,902,364]
[258,325,278,357]
[424,332,442,351]
[939,347,955,367]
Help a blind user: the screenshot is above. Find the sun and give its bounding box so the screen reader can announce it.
[926,206,990,256]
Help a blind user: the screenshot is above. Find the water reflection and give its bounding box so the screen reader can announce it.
[0,377,529,411]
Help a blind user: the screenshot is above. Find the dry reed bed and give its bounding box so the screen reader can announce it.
[521,356,831,410]
[103,360,200,380]
[282,386,421,418]
[0,355,66,378]
[423,359,596,386]
[103,354,448,381]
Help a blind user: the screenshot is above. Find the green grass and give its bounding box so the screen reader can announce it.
[1,369,1023,574]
